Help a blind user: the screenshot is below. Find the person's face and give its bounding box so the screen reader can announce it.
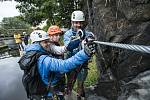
[40,39,50,51]
[49,34,60,43]
[72,21,85,31]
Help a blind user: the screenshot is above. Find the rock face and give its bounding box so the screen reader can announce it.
[82,0,150,100]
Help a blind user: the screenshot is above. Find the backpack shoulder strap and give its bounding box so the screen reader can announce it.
[18,51,46,70]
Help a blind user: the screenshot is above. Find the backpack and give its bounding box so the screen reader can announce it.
[18,51,48,98]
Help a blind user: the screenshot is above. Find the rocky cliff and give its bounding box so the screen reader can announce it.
[82,0,150,100]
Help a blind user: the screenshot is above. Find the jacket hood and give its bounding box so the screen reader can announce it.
[25,43,46,53]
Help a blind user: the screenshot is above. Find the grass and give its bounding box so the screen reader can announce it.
[73,56,98,90]
[85,56,98,87]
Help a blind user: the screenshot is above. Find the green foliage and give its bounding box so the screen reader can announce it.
[0,16,31,36]
[42,24,49,32]
[15,0,82,27]
[0,27,7,35]
[16,1,45,26]
[2,17,30,29]
[85,56,98,86]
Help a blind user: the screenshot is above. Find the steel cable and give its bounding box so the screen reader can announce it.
[94,41,150,54]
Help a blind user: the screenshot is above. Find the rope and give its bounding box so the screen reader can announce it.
[94,41,150,54]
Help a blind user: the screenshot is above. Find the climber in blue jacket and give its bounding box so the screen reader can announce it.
[23,30,96,100]
[64,10,95,99]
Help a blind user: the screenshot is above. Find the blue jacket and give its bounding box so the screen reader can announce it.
[64,29,93,57]
[25,43,90,96]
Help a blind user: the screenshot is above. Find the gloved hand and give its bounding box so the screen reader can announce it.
[85,33,95,43]
[68,29,85,51]
[77,29,85,40]
[84,42,96,57]
[84,35,96,56]
[66,39,80,51]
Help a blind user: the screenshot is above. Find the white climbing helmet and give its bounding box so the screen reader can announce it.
[71,10,85,21]
[30,30,49,43]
